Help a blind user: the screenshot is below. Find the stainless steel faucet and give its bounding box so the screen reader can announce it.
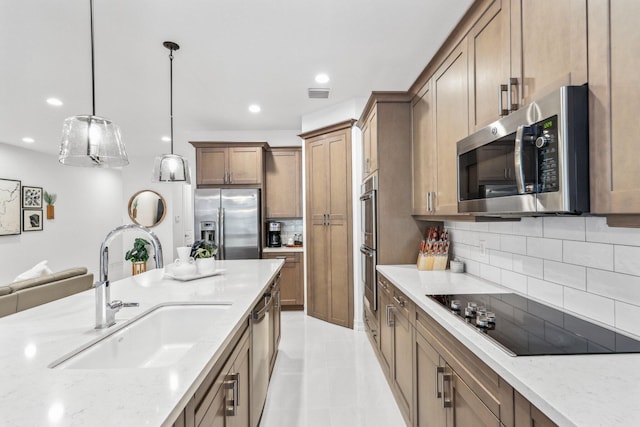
[95,224,164,329]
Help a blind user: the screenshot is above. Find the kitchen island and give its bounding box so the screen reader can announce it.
[377,265,640,427]
[0,259,283,427]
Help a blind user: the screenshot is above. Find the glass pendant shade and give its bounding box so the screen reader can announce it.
[59,115,129,167]
[152,153,191,183]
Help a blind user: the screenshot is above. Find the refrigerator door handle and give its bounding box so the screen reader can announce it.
[219,207,225,259]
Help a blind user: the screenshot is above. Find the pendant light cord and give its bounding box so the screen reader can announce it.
[89,0,96,116]
[169,47,174,155]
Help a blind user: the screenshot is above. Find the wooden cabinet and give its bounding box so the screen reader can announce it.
[390,289,414,425]
[378,279,393,374]
[511,0,588,105]
[181,323,251,427]
[588,0,640,218]
[265,148,302,218]
[468,0,511,131]
[412,81,436,216]
[302,120,354,329]
[269,273,281,376]
[415,330,447,427]
[514,390,556,427]
[361,105,378,179]
[261,252,303,309]
[433,41,469,215]
[191,142,266,186]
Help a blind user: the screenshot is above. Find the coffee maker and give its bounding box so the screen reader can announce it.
[267,222,282,247]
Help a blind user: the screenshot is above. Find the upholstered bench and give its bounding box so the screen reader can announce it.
[0,268,94,317]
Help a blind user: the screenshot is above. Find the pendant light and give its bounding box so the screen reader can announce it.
[152,41,191,183]
[59,0,129,167]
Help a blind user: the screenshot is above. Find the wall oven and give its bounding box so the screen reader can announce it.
[457,85,589,215]
[360,175,377,312]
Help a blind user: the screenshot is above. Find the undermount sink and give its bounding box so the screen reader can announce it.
[51,303,231,369]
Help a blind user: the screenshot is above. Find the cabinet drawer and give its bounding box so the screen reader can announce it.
[416,307,512,424]
[391,286,414,323]
[377,274,393,297]
[262,252,300,265]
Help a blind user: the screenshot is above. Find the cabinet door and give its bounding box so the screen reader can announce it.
[415,330,447,427]
[434,41,469,215]
[228,147,262,184]
[229,335,251,427]
[378,284,393,375]
[368,108,378,175]
[412,80,436,215]
[361,121,371,179]
[306,138,329,321]
[450,370,501,427]
[511,0,587,105]
[327,132,353,328]
[197,383,226,427]
[198,148,228,185]
[263,253,302,307]
[514,390,557,427]
[589,0,640,214]
[392,306,413,421]
[468,0,511,130]
[265,150,301,218]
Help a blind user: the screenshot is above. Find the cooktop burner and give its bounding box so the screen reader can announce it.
[428,293,640,356]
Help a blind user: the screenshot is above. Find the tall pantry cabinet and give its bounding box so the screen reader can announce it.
[301,120,354,329]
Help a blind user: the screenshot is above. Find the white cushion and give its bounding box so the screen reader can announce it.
[13,261,53,282]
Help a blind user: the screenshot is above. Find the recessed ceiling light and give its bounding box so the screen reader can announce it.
[46,98,63,107]
[249,104,261,113]
[315,73,330,84]
[161,136,171,142]
[22,137,35,144]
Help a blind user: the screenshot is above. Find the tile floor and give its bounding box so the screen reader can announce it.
[259,311,405,427]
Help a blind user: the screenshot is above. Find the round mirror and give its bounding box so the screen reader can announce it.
[128,190,167,228]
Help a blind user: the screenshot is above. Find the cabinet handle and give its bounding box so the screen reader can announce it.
[378,279,388,290]
[441,372,452,409]
[499,84,509,116]
[508,77,519,112]
[435,366,444,398]
[229,172,233,183]
[365,158,370,173]
[386,304,395,327]
[393,295,405,307]
[224,373,239,416]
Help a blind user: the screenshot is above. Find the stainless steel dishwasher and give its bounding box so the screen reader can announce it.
[251,290,272,427]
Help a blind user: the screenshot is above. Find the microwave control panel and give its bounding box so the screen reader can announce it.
[537,115,559,193]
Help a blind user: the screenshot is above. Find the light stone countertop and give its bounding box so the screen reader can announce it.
[377,264,640,427]
[0,259,283,427]
[262,246,304,253]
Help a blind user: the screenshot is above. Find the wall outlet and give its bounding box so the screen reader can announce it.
[479,239,486,255]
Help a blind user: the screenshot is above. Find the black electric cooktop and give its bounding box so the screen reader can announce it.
[428,293,640,356]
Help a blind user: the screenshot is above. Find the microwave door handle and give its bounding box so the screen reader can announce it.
[514,125,527,194]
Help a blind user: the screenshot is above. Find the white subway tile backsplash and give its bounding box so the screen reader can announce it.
[477,232,501,250]
[563,241,613,271]
[489,250,513,270]
[543,217,586,241]
[563,287,614,326]
[465,245,490,264]
[614,301,640,338]
[501,270,528,294]
[527,277,563,308]
[488,221,514,235]
[513,217,543,237]
[544,260,586,290]
[463,259,480,277]
[479,263,501,284]
[587,269,640,307]
[512,254,544,279]
[526,237,563,261]
[586,216,640,245]
[500,234,527,255]
[614,245,640,276]
[449,229,478,246]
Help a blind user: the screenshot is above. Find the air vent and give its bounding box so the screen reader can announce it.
[308,88,330,99]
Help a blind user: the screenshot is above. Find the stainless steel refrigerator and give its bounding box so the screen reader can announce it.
[194,188,261,259]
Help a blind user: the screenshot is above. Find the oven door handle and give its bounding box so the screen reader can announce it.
[359,192,374,202]
[360,246,374,257]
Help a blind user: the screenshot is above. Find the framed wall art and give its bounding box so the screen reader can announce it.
[0,178,21,236]
[22,186,42,208]
[23,209,43,232]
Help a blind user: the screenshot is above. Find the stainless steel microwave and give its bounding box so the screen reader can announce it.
[457,85,589,216]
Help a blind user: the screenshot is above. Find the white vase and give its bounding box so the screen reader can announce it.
[196,257,216,275]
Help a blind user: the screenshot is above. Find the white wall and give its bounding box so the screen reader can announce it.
[0,143,122,284]
[446,216,640,339]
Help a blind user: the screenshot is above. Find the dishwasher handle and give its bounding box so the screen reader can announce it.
[251,293,272,321]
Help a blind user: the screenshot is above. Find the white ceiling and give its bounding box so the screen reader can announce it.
[0,0,472,157]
